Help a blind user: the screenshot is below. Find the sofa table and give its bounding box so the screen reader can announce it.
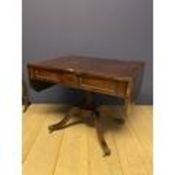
[27,55,144,156]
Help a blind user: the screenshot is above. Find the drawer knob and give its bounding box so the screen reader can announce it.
[67,68,74,72]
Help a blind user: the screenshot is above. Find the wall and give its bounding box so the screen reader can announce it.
[23,0,152,104]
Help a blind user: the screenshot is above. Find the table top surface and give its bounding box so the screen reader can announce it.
[28,55,144,80]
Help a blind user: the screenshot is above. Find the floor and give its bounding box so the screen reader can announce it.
[23,104,152,175]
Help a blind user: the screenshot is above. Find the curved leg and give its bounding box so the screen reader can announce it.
[92,111,111,156]
[23,100,31,113]
[48,113,71,133]
[22,79,31,113]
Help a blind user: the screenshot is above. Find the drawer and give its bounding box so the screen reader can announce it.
[29,67,78,86]
[80,75,128,98]
[30,68,62,83]
[80,76,115,94]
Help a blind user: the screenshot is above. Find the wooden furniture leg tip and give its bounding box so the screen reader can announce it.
[103,147,111,157]
[48,126,54,133]
[115,118,125,125]
[23,107,27,113]
[23,102,31,113]
[48,113,71,133]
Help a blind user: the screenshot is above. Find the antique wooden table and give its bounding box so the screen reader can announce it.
[27,55,144,156]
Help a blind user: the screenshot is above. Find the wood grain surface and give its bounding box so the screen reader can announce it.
[23,104,152,175]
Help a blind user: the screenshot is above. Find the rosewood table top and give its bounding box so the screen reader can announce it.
[29,55,143,81]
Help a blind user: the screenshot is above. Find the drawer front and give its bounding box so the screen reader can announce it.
[29,67,78,86]
[80,76,114,93]
[80,75,128,98]
[29,68,62,83]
